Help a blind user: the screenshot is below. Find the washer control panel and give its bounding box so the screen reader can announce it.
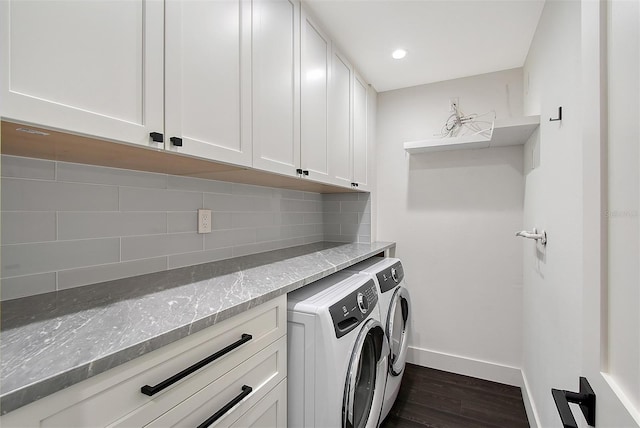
[329,279,378,339]
[376,261,404,293]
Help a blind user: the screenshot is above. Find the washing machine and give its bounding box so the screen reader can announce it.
[287,271,389,428]
[345,257,412,421]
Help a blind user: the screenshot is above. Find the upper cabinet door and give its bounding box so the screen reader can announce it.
[300,8,332,184]
[164,0,252,167]
[352,73,369,190]
[329,49,353,187]
[0,0,164,148]
[251,0,300,177]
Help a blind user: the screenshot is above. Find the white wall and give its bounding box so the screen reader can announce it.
[376,68,525,383]
[521,0,583,426]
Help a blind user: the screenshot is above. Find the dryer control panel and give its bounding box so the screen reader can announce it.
[376,261,404,293]
[329,279,378,338]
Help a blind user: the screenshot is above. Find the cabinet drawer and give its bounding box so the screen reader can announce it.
[229,379,287,428]
[142,336,286,428]
[1,296,285,428]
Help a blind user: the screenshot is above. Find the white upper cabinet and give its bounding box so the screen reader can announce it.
[251,0,301,177]
[352,73,370,190]
[0,0,164,148]
[164,0,252,166]
[329,49,354,188]
[299,8,332,184]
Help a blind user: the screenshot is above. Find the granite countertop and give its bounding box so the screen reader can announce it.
[0,241,395,414]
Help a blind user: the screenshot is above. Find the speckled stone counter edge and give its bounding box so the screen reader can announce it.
[0,241,395,414]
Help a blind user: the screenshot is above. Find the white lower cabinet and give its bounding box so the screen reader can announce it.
[0,296,287,428]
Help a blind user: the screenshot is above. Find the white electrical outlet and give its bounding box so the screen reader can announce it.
[198,209,212,234]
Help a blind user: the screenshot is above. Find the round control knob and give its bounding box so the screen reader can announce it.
[391,267,399,282]
[357,293,369,314]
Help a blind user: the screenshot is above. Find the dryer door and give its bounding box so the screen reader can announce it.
[343,319,389,428]
[387,286,411,377]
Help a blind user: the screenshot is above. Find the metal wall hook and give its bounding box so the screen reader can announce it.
[515,228,547,245]
[550,106,563,122]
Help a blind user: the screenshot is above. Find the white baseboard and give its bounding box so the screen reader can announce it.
[520,370,541,428]
[406,346,540,427]
[407,346,523,386]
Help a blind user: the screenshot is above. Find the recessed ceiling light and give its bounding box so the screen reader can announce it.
[392,49,407,60]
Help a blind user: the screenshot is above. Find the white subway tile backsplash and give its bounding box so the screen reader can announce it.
[358,235,372,244]
[358,212,372,225]
[58,212,167,239]
[324,234,354,242]
[2,212,57,244]
[232,212,275,229]
[323,201,341,213]
[324,213,359,225]
[340,223,361,236]
[121,233,203,261]
[304,192,323,201]
[232,241,278,257]
[57,257,168,290]
[280,199,320,213]
[57,162,167,189]
[323,223,340,235]
[275,189,306,200]
[231,183,274,198]
[256,226,282,243]
[303,213,323,224]
[167,175,232,194]
[168,248,233,269]
[211,212,233,230]
[204,193,255,212]
[2,238,120,277]
[275,212,304,225]
[205,228,256,250]
[167,212,197,233]
[0,155,371,297]
[1,272,57,300]
[323,193,360,202]
[120,187,202,212]
[1,156,56,180]
[340,201,370,213]
[2,179,118,211]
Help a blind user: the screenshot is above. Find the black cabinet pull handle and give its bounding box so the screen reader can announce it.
[170,137,183,147]
[551,377,596,428]
[149,132,164,143]
[196,385,253,428]
[296,168,303,175]
[303,170,309,176]
[140,334,252,396]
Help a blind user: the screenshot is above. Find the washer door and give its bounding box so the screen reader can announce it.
[387,286,411,377]
[343,319,389,428]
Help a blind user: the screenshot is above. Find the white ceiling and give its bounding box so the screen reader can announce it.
[303,0,545,93]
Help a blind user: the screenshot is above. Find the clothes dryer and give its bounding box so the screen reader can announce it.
[287,272,388,428]
[345,258,412,421]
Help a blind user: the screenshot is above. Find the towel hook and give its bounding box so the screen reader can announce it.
[550,106,563,122]
[515,228,547,245]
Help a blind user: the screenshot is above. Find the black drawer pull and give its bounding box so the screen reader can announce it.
[197,385,253,428]
[140,333,252,396]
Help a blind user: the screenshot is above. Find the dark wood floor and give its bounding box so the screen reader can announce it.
[380,364,530,428]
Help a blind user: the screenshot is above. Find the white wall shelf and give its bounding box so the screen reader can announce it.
[403,115,540,154]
